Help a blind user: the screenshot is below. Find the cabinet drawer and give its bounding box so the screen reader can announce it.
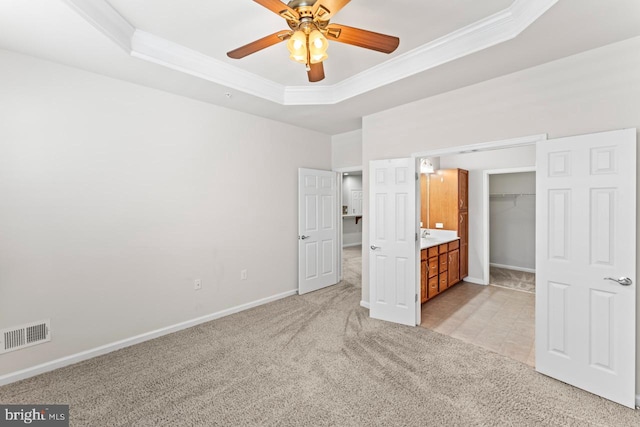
[427,246,439,258]
[428,276,439,299]
[439,253,448,271]
[428,258,438,278]
[438,243,448,254]
[448,240,459,251]
[439,271,448,291]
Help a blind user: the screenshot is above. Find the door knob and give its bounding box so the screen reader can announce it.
[299,235,310,240]
[604,277,633,286]
[370,245,381,250]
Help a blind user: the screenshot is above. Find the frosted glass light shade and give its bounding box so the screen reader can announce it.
[308,30,328,64]
[287,31,307,64]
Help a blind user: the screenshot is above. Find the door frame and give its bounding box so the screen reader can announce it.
[334,165,363,284]
[412,134,547,308]
[482,166,537,285]
[298,168,341,294]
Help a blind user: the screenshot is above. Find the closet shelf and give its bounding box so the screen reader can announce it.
[342,214,363,224]
[489,193,535,198]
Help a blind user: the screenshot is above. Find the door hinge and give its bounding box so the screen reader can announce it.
[415,172,419,180]
[415,232,418,242]
[415,294,418,302]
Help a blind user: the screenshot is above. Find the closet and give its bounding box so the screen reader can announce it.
[489,171,536,292]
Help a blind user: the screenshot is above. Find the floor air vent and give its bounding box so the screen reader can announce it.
[0,320,50,354]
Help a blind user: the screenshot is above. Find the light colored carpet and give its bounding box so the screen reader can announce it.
[490,266,536,293]
[1,248,638,426]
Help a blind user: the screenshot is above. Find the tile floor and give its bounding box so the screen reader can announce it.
[421,282,535,366]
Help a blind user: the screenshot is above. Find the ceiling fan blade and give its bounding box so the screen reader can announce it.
[253,0,299,21]
[227,30,291,59]
[325,24,399,54]
[313,0,350,21]
[307,62,325,82]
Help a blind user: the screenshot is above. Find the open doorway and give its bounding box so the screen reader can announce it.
[339,169,363,289]
[485,169,536,293]
[417,144,537,367]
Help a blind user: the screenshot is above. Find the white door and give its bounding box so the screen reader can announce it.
[350,190,363,214]
[298,168,339,295]
[369,158,418,326]
[536,128,636,408]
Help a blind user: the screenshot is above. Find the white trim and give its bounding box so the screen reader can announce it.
[0,289,297,387]
[342,242,362,248]
[131,30,285,104]
[636,394,640,408]
[337,172,343,283]
[483,166,538,285]
[62,0,134,52]
[463,277,486,285]
[490,263,536,274]
[412,134,547,159]
[333,165,364,174]
[360,300,370,309]
[64,0,557,106]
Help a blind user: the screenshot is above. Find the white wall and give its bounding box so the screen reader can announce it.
[361,36,640,386]
[333,130,363,247]
[0,50,331,377]
[489,172,536,271]
[332,129,362,169]
[341,175,363,246]
[438,147,536,281]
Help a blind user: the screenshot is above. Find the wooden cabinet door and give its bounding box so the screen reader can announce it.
[421,259,428,303]
[439,253,448,272]
[428,276,439,299]
[458,211,468,279]
[448,249,460,285]
[428,258,438,278]
[460,243,468,279]
[458,169,468,211]
[459,211,468,245]
[439,272,448,291]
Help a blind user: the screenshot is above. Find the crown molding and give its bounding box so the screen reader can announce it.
[62,0,135,52]
[63,0,558,106]
[131,30,285,103]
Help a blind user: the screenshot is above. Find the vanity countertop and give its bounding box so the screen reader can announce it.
[419,229,459,249]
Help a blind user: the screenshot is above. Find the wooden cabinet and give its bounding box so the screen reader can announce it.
[428,276,439,299]
[420,250,428,303]
[448,249,460,286]
[421,168,468,282]
[459,211,468,278]
[421,239,463,303]
[458,169,468,211]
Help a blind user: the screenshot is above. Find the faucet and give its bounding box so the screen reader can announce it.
[421,229,430,238]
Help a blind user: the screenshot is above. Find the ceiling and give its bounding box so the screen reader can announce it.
[1,0,639,135]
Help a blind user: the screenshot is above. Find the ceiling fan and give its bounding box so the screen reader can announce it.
[227,0,400,83]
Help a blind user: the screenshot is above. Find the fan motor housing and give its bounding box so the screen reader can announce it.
[288,0,318,9]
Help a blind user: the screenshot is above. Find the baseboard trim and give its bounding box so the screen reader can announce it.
[0,289,297,387]
[636,394,640,408]
[463,276,486,285]
[490,263,535,274]
[342,242,362,248]
[360,300,370,309]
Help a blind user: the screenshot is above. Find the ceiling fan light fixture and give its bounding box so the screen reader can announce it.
[308,29,328,64]
[287,30,307,64]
